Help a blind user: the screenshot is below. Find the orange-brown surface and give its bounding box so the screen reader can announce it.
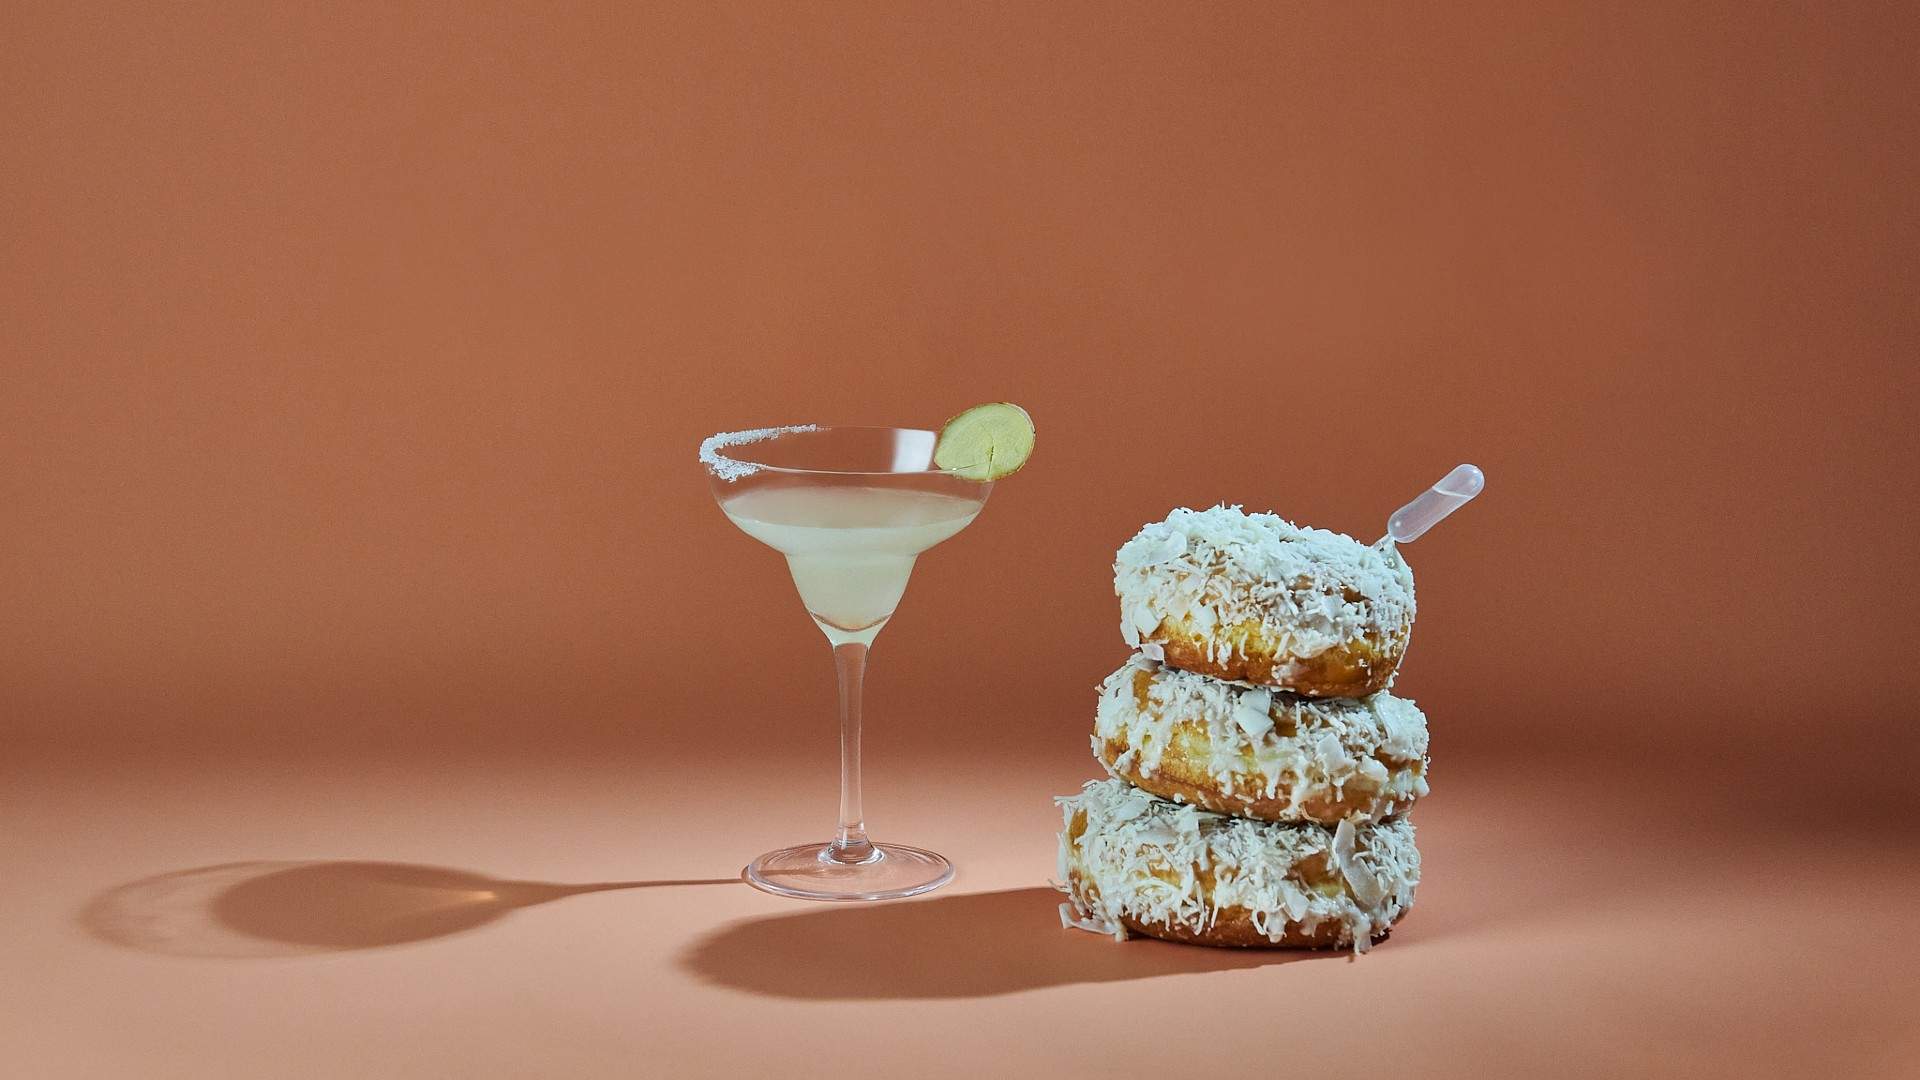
[5,745,1917,1079]
[3,2,1917,1077]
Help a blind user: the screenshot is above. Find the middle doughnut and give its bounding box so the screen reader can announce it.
[1095,654,1430,824]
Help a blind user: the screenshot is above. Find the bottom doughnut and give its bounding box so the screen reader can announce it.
[1056,779,1418,951]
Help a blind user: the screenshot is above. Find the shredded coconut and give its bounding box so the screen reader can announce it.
[1056,779,1419,952]
[1093,654,1430,822]
[1114,505,1415,661]
[697,425,820,481]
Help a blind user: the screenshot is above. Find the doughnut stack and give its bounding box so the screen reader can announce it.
[1055,506,1429,951]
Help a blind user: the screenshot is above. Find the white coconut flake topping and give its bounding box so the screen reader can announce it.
[1332,818,1385,908]
[1094,654,1430,822]
[1114,505,1415,660]
[1056,779,1419,952]
[1232,688,1275,738]
[697,424,820,481]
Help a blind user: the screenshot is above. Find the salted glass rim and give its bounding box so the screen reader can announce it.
[700,423,988,480]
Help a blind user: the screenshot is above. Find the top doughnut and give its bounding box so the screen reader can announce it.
[1115,505,1415,698]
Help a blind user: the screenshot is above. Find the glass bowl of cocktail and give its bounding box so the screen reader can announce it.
[699,406,1034,900]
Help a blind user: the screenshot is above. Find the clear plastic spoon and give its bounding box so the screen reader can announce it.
[1382,464,1485,545]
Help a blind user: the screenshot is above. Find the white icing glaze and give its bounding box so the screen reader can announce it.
[1093,654,1430,822]
[1056,779,1419,952]
[698,425,821,481]
[1114,505,1415,661]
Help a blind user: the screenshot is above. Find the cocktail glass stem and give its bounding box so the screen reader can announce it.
[828,641,875,863]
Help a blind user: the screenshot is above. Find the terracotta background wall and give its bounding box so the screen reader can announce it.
[5,3,1915,770]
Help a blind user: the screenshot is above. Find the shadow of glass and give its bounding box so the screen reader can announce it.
[80,861,737,957]
[682,887,1341,1000]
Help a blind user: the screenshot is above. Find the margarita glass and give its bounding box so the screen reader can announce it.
[701,425,991,900]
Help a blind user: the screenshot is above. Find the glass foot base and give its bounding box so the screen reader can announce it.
[743,842,953,901]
